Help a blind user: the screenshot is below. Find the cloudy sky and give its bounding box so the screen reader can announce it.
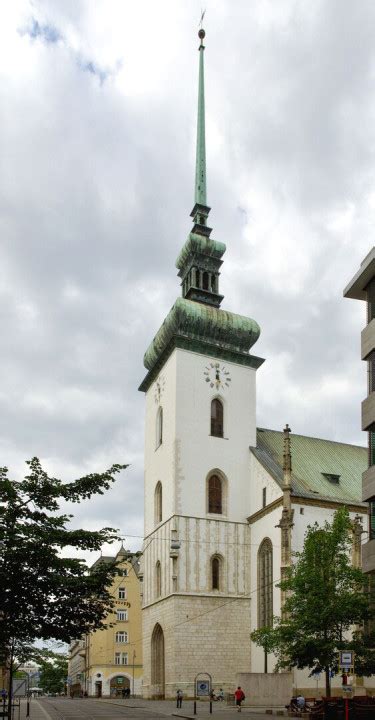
[1,0,374,558]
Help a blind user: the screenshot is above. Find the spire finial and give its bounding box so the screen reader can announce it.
[283,423,292,474]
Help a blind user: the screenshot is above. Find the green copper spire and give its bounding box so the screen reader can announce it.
[195,27,207,206]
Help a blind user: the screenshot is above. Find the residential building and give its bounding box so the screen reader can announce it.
[68,639,85,696]
[68,546,143,697]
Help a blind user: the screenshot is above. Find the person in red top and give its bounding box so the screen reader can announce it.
[234,687,245,712]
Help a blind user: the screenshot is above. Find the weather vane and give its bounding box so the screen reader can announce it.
[198,9,206,44]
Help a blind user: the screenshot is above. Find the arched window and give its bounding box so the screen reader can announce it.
[155,561,161,598]
[203,271,209,290]
[208,474,222,514]
[211,556,221,590]
[156,407,163,448]
[258,539,273,628]
[211,399,224,437]
[154,482,162,525]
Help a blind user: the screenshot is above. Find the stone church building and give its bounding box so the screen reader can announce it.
[138,28,370,699]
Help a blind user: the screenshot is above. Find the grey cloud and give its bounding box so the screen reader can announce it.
[1,0,373,558]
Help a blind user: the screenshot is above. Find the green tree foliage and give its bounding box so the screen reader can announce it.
[39,653,68,695]
[0,457,127,715]
[251,508,374,696]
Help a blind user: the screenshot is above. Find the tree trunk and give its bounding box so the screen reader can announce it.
[325,666,331,697]
[7,651,13,720]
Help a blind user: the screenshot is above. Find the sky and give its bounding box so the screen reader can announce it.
[1,0,374,559]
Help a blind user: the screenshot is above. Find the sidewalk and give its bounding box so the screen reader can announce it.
[14,697,286,720]
[98,697,286,719]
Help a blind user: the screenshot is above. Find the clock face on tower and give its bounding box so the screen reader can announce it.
[154,375,165,404]
[203,362,231,390]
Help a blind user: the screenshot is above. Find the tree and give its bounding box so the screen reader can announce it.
[0,457,127,717]
[251,508,374,696]
[39,653,68,695]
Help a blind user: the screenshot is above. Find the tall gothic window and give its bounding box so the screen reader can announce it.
[155,561,161,598]
[156,407,163,448]
[154,482,162,525]
[208,474,222,514]
[258,538,273,628]
[211,399,224,437]
[211,555,221,590]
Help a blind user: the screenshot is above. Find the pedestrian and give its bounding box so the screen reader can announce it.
[296,694,305,710]
[217,688,224,701]
[176,689,183,708]
[1,689,6,705]
[234,687,245,712]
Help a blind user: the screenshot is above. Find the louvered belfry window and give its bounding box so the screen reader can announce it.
[208,474,222,514]
[211,399,223,437]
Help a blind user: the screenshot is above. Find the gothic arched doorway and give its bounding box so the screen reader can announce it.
[151,623,165,699]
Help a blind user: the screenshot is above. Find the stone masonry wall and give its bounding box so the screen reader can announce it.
[143,594,250,698]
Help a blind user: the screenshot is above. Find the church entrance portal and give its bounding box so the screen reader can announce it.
[151,623,165,699]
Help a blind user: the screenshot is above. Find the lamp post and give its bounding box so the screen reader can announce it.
[132,651,136,698]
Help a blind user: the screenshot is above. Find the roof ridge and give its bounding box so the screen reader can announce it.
[257,427,366,450]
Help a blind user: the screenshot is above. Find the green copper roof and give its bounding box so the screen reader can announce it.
[252,428,367,506]
[143,297,260,371]
[176,232,226,271]
[195,34,206,206]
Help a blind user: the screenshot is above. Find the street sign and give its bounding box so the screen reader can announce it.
[339,651,354,669]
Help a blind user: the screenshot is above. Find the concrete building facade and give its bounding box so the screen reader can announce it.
[344,247,375,575]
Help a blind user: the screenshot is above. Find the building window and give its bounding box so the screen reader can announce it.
[322,473,340,484]
[262,487,266,508]
[203,271,209,290]
[154,481,162,525]
[115,652,128,665]
[370,500,375,541]
[369,352,375,393]
[118,587,126,600]
[367,278,375,323]
[369,430,375,467]
[211,399,224,438]
[117,609,128,621]
[208,474,222,514]
[115,631,128,643]
[155,561,161,598]
[258,538,273,628]
[156,407,163,448]
[211,556,222,590]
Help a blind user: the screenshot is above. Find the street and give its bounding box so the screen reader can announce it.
[24,697,277,720]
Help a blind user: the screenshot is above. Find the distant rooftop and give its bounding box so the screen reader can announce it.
[252,428,367,506]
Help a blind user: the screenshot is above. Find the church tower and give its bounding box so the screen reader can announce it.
[139,27,264,698]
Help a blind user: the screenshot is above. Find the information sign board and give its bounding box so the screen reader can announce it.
[196,681,210,697]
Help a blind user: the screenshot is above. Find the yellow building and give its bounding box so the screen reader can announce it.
[68,547,143,697]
